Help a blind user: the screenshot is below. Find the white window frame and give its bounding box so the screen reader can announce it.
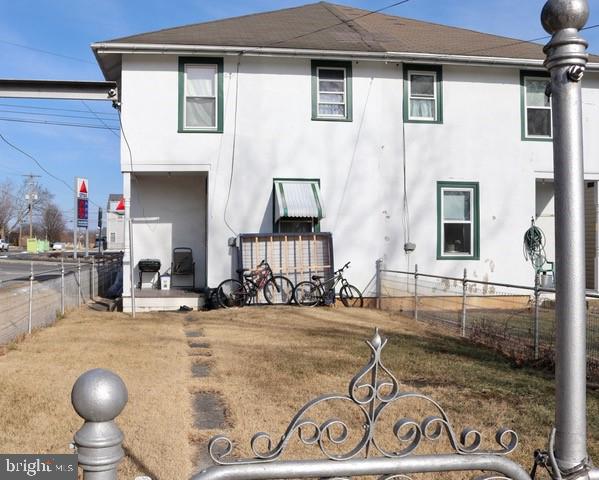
[408,70,437,121]
[183,63,218,130]
[524,75,552,139]
[316,66,347,119]
[440,186,474,257]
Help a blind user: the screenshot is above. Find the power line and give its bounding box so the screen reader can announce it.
[0,131,103,209]
[0,39,94,64]
[456,23,599,57]
[82,101,120,137]
[0,117,118,131]
[0,103,118,116]
[0,108,120,122]
[266,0,413,47]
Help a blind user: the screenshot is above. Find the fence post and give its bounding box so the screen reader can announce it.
[77,259,81,308]
[461,268,468,337]
[91,256,95,300]
[28,262,34,334]
[375,258,382,310]
[414,263,419,320]
[534,271,540,361]
[61,258,65,316]
[71,369,128,480]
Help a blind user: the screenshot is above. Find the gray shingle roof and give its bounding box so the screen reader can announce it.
[99,2,570,60]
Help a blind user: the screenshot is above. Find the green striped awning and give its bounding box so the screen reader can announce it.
[274,180,325,222]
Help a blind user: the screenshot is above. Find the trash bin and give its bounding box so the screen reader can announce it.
[160,274,171,291]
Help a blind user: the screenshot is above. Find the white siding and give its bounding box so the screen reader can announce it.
[119,54,599,294]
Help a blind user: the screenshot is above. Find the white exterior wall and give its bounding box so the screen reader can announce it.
[119,54,599,295]
[106,200,125,251]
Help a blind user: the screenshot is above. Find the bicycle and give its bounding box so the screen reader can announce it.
[293,261,363,307]
[216,260,294,308]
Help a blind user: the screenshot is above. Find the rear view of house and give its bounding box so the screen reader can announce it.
[91,2,599,311]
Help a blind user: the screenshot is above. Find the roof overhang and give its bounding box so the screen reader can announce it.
[91,42,599,76]
[0,79,118,101]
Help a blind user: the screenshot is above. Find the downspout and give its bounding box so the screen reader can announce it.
[540,0,596,477]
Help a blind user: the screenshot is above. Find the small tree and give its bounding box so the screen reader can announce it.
[0,180,15,238]
[41,203,65,242]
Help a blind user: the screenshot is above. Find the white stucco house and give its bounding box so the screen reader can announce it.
[106,194,125,251]
[91,2,599,311]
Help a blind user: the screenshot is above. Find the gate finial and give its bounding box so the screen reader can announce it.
[71,368,128,480]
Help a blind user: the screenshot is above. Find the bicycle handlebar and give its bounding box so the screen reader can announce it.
[336,261,351,273]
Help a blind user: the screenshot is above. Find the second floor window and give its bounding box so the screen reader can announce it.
[311,60,352,121]
[403,64,443,124]
[522,72,552,140]
[178,57,224,133]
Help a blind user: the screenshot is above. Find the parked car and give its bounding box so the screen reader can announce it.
[0,239,9,252]
[51,242,65,251]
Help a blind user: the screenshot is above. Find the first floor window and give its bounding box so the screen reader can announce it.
[178,57,223,132]
[521,71,552,139]
[277,218,318,233]
[437,182,479,259]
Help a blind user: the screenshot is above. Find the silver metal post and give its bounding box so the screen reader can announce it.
[77,259,82,307]
[534,272,541,361]
[71,369,128,480]
[28,261,33,334]
[414,264,418,320]
[61,258,65,316]
[541,0,590,473]
[375,258,382,310]
[461,268,467,337]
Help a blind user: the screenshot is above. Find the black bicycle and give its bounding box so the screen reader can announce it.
[293,261,363,307]
[216,260,294,308]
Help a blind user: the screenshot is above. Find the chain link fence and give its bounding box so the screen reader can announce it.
[0,255,122,345]
[374,261,599,379]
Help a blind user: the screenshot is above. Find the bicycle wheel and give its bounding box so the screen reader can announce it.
[217,279,246,308]
[263,276,294,305]
[339,284,363,307]
[294,281,320,307]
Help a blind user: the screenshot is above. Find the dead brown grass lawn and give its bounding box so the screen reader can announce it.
[1,305,597,480]
[0,309,191,480]
[192,306,599,478]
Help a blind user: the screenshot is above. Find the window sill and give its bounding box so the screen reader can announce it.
[178,128,223,134]
[521,136,553,142]
[437,254,479,261]
[311,116,352,122]
[405,119,443,124]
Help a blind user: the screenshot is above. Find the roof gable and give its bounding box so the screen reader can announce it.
[99,1,551,60]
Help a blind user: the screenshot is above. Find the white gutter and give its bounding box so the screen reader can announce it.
[91,42,599,71]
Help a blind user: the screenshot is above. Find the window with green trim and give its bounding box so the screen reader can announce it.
[311,60,352,121]
[437,182,479,260]
[178,57,223,133]
[521,71,552,140]
[403,64,443,123]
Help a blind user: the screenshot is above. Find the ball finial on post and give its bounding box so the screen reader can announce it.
[71,369,128,480]
[541,0,589,34]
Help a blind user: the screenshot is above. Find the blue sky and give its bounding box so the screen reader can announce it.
[1,0,598,228]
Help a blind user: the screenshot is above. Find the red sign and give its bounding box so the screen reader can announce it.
[115,197,125,213]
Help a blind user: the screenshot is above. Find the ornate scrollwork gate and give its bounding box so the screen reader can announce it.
[196,329,527,480]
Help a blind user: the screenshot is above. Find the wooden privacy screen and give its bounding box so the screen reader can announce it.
[238,233,334,286]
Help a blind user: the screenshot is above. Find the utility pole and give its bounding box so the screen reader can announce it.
[22,174,41,242]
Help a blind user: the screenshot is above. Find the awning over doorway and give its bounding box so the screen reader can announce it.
[274,179,325,222]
